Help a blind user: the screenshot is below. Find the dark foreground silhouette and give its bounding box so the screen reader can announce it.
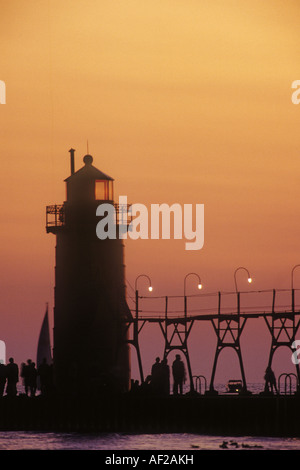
[0,357,54,398]
[0,357,300,436]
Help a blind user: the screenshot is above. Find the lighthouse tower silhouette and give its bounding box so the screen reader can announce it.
[46,149,131,394]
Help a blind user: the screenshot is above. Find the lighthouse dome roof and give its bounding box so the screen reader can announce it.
[64,154,114,182]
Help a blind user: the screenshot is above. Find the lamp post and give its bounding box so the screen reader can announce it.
[135,274,153,293]
[184,272,203,297]
[135,274,153,320]
[291,265,300,290]
[234,267,252,292]
[134,275,153,384]
[182,273,202,394]
[291,265,300,312]
[234,267,252,316]
[183,273,203,321]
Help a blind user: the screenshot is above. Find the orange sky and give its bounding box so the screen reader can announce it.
[1,0,300,385]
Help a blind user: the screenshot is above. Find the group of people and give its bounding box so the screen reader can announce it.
[0,354,280,398]
[150,357,170,395]
[0,358,19,397]
[134,358,279,396]
[21,359,38,397]
[133,354,187,396]
[0,357,53,398]
[152,354,187,395]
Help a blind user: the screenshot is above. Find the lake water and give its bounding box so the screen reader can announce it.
[0,431,299,450]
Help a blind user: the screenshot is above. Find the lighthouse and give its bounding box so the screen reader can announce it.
[46,150,131,394]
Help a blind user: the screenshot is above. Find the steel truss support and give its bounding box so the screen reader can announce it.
[209,292,248,393]
[264,291,300,390]
[158,296,195,392]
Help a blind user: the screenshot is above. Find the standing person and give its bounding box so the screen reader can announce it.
[151,357,162,394]
[172,354,186,395]
[6,357,19,397]
[0,362,6,397]
[264,366,278,394]
[29,362,37,397]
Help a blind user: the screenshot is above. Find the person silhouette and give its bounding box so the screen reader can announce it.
[151,357,162,394]
[172,354,186,395]
[29,362,37,397]
[0,362,6,397]
[6,357,19,397]
[264,366,278,394]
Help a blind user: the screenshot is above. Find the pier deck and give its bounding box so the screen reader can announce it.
[0,393,300,437]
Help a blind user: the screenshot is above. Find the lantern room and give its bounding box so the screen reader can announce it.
[95,178,114,201]
[65,152,114,203]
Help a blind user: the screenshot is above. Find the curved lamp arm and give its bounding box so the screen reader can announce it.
[184,272,203,296]
[234,267,252,292]
[135,274,153,293]
[291,264,300,290]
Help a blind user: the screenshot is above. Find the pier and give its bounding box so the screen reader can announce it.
[126,286,300,393]
[1,287,300,436]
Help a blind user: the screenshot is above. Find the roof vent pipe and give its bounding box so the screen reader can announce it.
[69,148,75,175]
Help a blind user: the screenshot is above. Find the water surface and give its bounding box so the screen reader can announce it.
[0,432,299,450]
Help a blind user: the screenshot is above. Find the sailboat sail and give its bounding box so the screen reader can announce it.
[36,305,52,369]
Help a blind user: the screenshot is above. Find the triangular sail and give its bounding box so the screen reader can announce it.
[36,305,52,369]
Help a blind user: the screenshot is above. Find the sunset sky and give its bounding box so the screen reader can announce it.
[1,0,300,386]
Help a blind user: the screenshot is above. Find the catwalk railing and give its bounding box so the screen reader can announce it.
[46,203,132,232]
[125,288,300,394]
